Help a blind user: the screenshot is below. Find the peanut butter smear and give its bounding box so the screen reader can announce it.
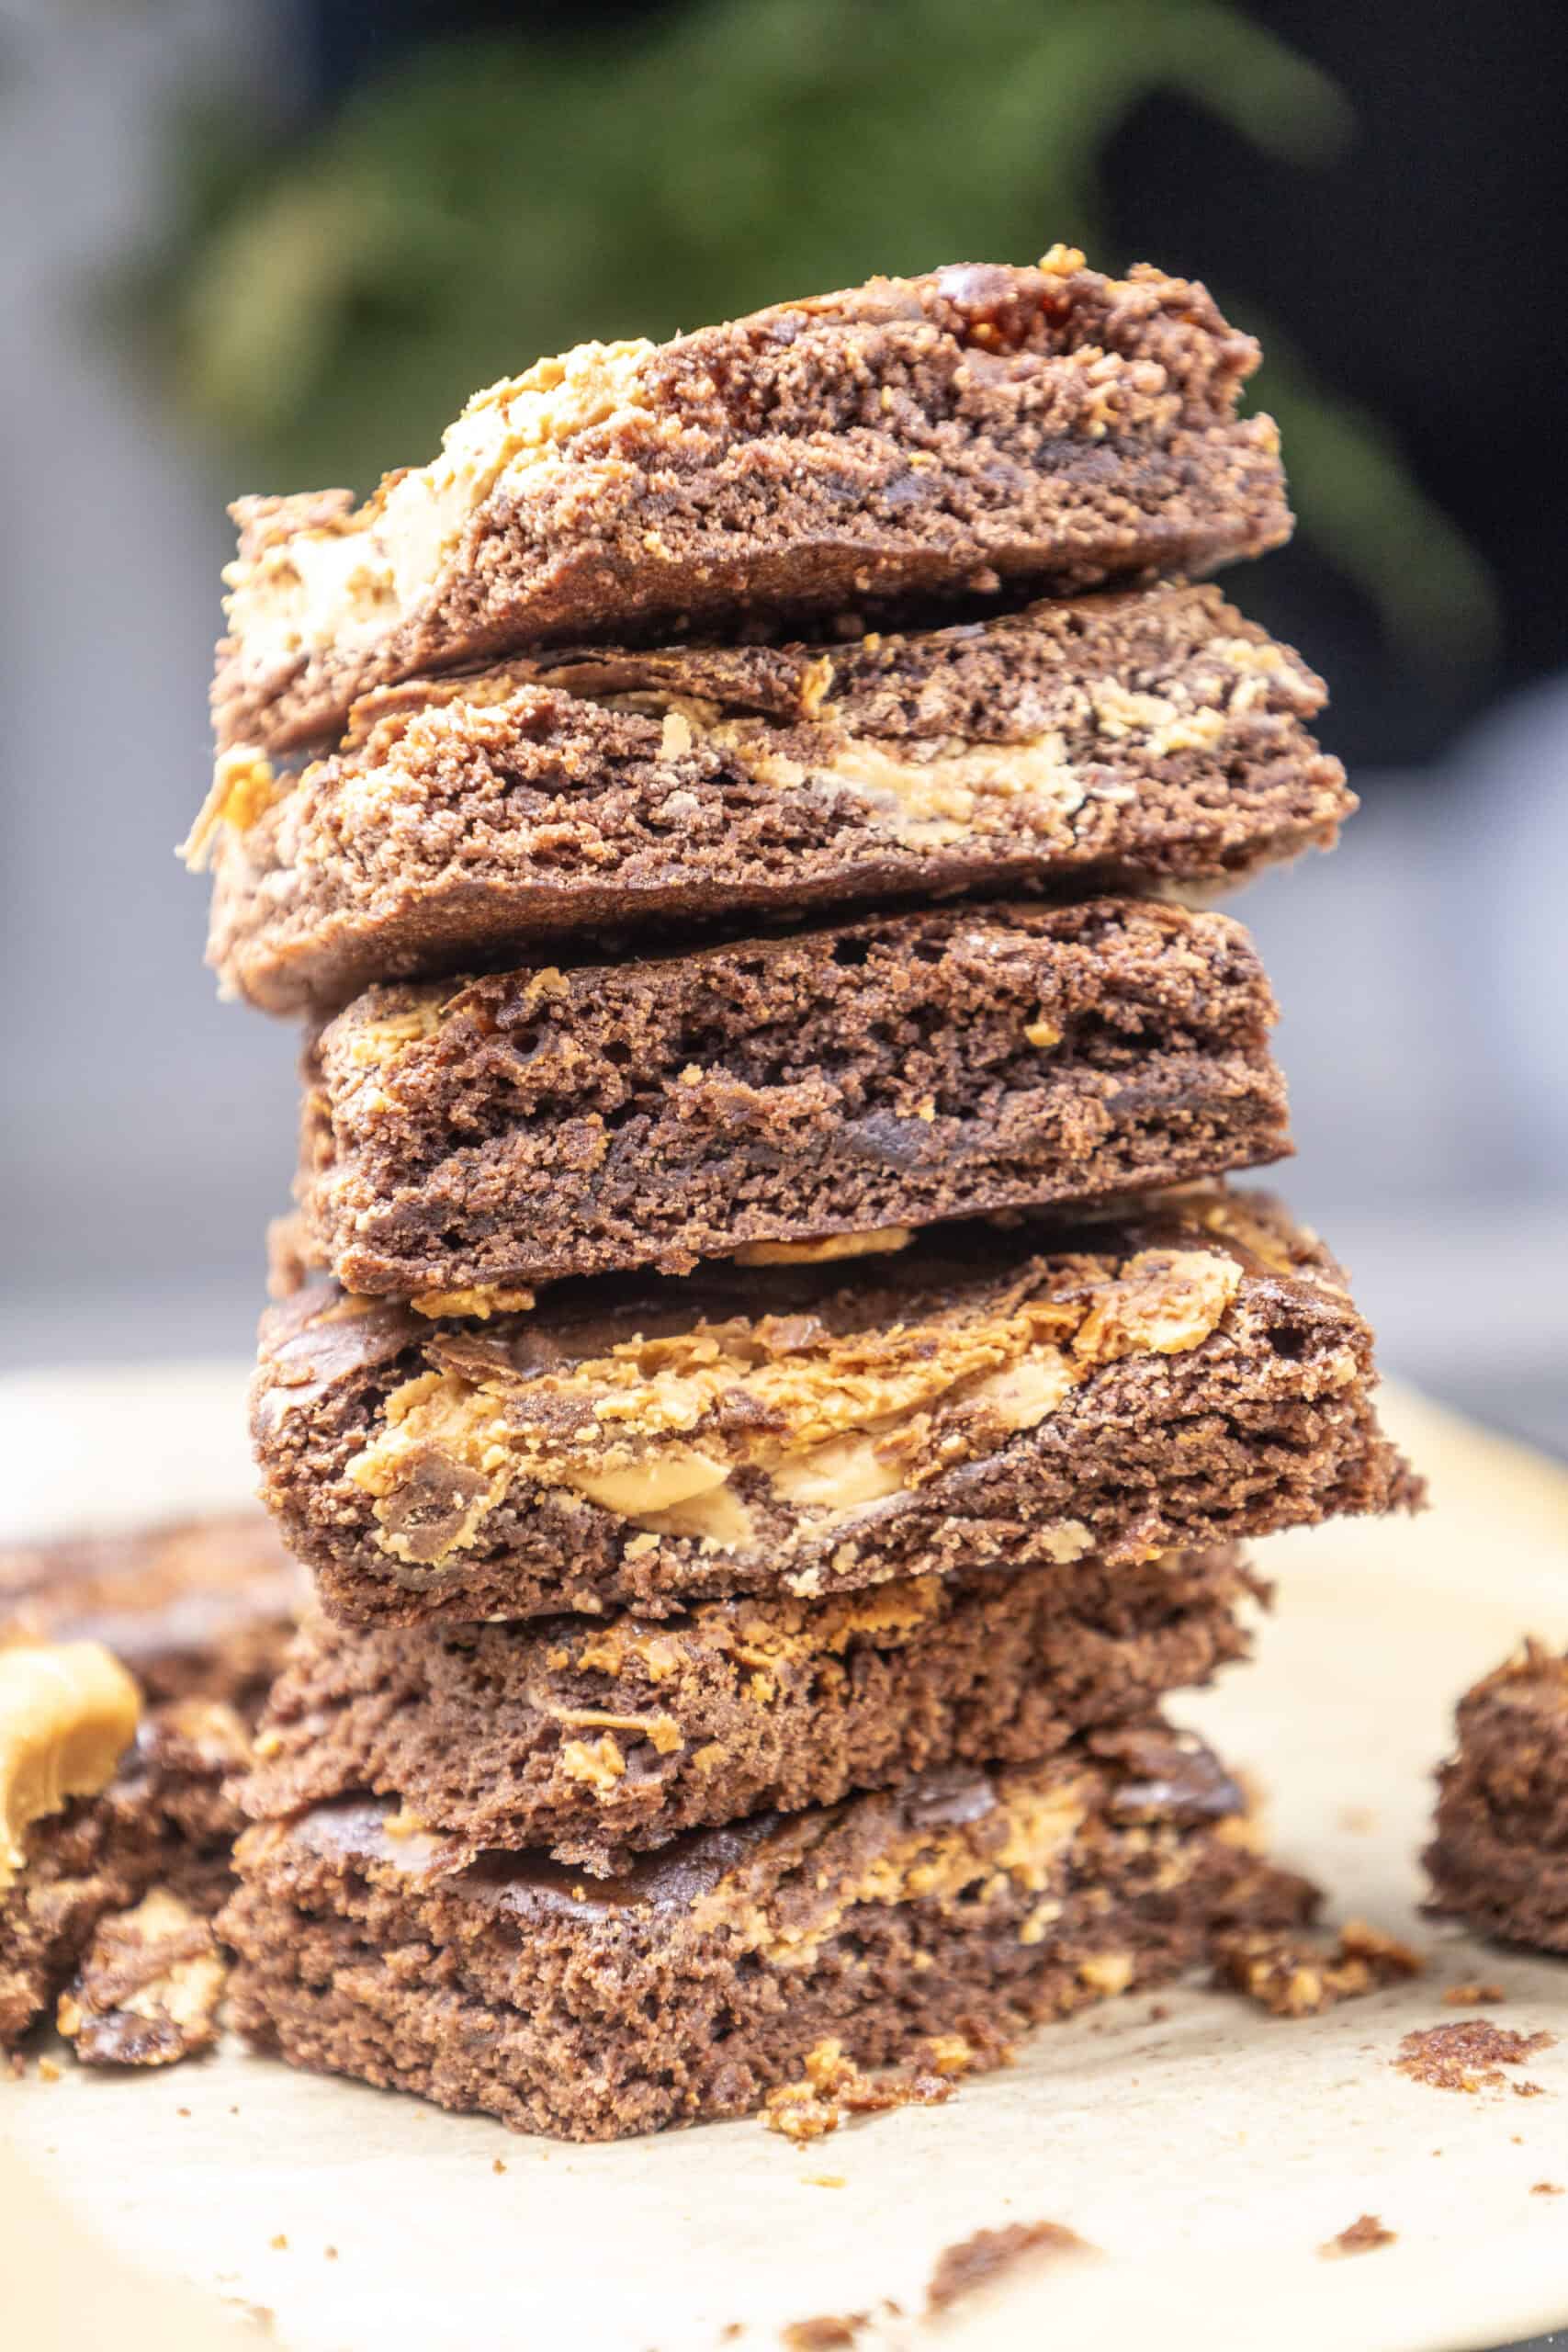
[348,1246,1242,1568]
[223,339,661,680]
[0,1641,141,1893]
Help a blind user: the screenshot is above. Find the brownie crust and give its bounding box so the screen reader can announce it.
[0,1511,300,1711]
[0,1699,248,2049]
[198,582,1347,1015]
[223,1722,1316,2140]
[296,899,1289,1294]
[212,255,1291,756]
[251,1185,1418,1627]
[1426,1644,1568,1951]
[242,1545,1258,1876]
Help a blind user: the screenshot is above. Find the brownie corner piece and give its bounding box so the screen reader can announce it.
[252,1182,1417,1629]
[1425,1640,1568,1951]
[222,1720,1316,2140]
[296,896,1292,1294]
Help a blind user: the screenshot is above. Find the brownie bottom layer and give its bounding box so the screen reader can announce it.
[224,1723,1315,2140]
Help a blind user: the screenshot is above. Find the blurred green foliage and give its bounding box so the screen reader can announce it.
[150,0,1493,659]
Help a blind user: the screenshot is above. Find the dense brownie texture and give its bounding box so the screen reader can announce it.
[1426,1644,1568,1951]
[241,1546,1258,1876]
[252,1185,1418,1627]
[197,583,1348,1015]
[223,1721,1317,2140]
[211,255,1291,756]
[296,899,1289,1294]
[0,1699,248,2049]
[0,1511,300,1710]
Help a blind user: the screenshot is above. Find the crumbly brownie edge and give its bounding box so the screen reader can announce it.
[240,1546,1260,1874]
[298,899,1290,1291]
[222,1728,1318,2140]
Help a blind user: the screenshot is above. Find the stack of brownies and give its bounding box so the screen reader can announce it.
[185,252,1417,2141]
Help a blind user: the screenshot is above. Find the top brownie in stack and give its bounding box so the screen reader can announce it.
[209,252,1291,757]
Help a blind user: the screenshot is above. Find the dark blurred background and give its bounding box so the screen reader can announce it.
[2,0,1564,1448]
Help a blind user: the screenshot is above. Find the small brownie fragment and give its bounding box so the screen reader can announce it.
[57,1887,226,2066]
[222,1719,1317,2141]
[1426,1643,1568,1951]
[211,254,1291,757]
[250,1184,1418,1627]
[296,898,1289,1292]
[1,1696,249,2049]
[241,1545,1258,1875]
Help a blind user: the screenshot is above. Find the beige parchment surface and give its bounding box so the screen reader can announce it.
[2,1364,1567,2352]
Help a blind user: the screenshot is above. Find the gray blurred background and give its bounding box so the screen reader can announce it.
[2,0,1564,1455]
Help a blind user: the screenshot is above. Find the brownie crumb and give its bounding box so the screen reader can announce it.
[1319,2214,1395,2260]
[1213,1918,1423,2017]
[1394,2020,1556,2094]
[780,2317,865,2348]
[927,2222,1095,2312]
[1147,2002,1171,2022]
[1443,1982,1505,2005]
[763,2033,991,2143]
[220,2298,276,2336]
[1531,2183,1563,2197]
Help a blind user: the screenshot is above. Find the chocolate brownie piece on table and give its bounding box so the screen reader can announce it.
[210,253,1291,758]
[1426,1643,1568,1951]
[194,583,1348,1015]
[0,1510,299,1711]
[252,1184,1417,1627]
[223,1720,1315,2141]
[243,1545,1258,1877]
[295,899,1289,1295]
[0,1643,249,2048]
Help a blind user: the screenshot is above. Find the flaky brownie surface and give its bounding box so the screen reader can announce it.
[197,582,1347,1013]
[295,899,1289,1294]
[0,1510,300,1710]
[212,254,1291,756]
[242,1546,1258,1876]
[0,1698,249,2049]
[251,1184,1418,1626]
[223,1719,1316,2140]
[1426,1643,1568,1952]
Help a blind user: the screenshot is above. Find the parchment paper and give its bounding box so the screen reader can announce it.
[3,1364,1566,2352]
